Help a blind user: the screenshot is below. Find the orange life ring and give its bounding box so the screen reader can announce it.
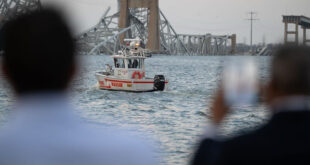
[132,71,142,79]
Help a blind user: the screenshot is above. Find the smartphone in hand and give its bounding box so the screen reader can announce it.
[223,59,259,106]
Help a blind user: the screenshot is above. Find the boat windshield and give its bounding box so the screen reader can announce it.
[114,58,125,68]
[128,59,143,69]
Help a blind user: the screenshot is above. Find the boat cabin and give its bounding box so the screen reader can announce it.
[113,55,146,80]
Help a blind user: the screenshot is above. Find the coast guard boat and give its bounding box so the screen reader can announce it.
[95,39,168,92]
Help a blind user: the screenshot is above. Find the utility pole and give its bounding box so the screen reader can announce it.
[246,12,259,55]
[262,34,266,46]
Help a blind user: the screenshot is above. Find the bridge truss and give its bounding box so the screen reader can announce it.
[0,1,235,56]
[77,7,236,55]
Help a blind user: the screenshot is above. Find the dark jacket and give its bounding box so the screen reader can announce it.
[192,111,310,165]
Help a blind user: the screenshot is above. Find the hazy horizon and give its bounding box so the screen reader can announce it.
[42,0,310,44]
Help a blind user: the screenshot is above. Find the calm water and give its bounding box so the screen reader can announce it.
[0,55,271,165]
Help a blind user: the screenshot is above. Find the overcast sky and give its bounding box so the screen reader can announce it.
[42,0,310,44]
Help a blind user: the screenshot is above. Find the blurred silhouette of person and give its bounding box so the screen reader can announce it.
[192,45,310,165]
[0,25,3,54]
[0,8,156,165]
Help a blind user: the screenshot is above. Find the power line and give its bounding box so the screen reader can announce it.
[245,11,259,55]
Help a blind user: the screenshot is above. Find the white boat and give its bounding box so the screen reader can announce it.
[95,39,168,92]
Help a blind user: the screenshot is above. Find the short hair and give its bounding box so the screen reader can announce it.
[271,45,310,95]
[2,8,76,94]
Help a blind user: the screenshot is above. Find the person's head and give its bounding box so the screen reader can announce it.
[1,8,76,95]
[265,45,310,104]
[0,25,4,53]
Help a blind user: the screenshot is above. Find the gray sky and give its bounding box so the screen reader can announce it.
[42,0,310,44]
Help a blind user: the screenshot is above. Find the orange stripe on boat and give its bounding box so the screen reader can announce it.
[104,79,168,84]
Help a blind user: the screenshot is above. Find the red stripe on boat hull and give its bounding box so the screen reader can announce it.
[103,79,169,84]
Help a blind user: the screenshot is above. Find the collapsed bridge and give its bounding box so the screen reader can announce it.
[0,0,237,56]
[77,0,236,55]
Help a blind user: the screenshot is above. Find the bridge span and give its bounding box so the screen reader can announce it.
[0,0,237,56]
[77,0,237,55]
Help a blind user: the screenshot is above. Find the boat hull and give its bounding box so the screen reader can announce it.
[95,73,168,92]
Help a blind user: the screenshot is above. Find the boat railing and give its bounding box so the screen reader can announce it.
[120,48,148,58]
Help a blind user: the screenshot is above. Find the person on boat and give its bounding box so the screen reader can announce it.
[133,59,139,68]
[114,58,120,68]
[105,64,112,74]
[0,8,157,165]
[191,45,310,165]
[120,59,125,68]
[128,59,133,68]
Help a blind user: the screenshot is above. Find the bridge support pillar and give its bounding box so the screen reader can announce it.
[295,22,299,44]
[188,36,192,52]
[147,0,160,51]
[283,16,310,45]
[283,21,299,44]
[303,27,310,45]
[206,35,211,55]
[119,0,160,52]
[119,0,130,44]
[284,22,288,43]
[230,34,236,55]
[284,22,299,44]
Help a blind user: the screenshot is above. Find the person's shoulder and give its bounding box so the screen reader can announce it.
[76,124,153,148]
[200,122,271,146]
[191,124,271,165]
[223,123,271,147]
[92,125,158,164]
[0,124,158,165]
[195,124,271,165]
[77,124,157,162]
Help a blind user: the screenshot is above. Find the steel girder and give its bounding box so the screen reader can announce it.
[76,6,235,55]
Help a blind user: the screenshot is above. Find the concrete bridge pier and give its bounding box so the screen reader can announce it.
[230,34,236,54]
[303,27,310,45]
[206,35,212,55]
[283,21,299,44]
[187,36,192,53]
[199,37,203,55]
[119,0,160,52]
[283,15,310,45]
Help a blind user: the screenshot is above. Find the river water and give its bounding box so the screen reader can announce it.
[0,55,271,165]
